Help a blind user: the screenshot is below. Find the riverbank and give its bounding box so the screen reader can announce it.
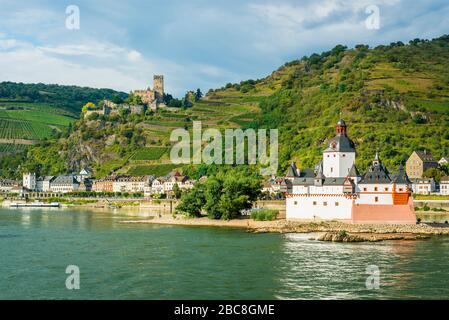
[120,214,449,242]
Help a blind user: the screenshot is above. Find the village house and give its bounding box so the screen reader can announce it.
[92,176,115,193]
[36,176,55,192]
[439,157,449,166]
[406,150,439,179]
[144,177,166,196]
[49,175,80,193]
[411,178,436,195]
[262,176,290,195]
[75,168,92,182]
[112,176,152,193]
[440,177,449,195]
[163,172,193,193]
[0,179,20,193]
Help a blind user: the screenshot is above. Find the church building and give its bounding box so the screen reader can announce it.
[285,119,416,224]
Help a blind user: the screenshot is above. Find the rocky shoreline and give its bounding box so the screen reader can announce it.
[120,214,449,242]
[251,220,449,242]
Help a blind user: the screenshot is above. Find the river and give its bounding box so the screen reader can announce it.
[0,208,448,299]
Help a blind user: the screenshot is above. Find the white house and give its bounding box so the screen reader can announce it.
[411,178,436,195]
[112,176,151,193]
[439,157,449,166]
[285,119,416,224]
[440,177,449,195]
[0,179,20,193]
[36,176,55,192]
[49,175,80,193]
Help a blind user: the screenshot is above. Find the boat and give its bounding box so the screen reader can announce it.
[9,201,60,208]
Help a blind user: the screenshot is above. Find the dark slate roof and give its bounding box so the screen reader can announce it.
[286,162,298,177]
[324,134,356,152]
[291,177,315,186]
[301,168,315,178]
[391,164,411,184]
[323,178,346,186]
[52,175,80,185]
[359,159,391,184]
[348,164,360,177]
[414,150,436,162]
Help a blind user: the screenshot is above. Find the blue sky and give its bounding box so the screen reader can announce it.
[0,0,448,96]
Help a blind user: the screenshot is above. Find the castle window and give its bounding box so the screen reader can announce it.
[385,188,389,191]
[294,201,298,205]
[375,197,379,203]
[335,202,339,206]
[374,187,378,191]
[331,167,333,173]
[399,188,403,192]
[313,201,317,206]
[342,154,346,157]
[323,202,328,206]
[363,188,367,192]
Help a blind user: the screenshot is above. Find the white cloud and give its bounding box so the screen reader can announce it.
[127,50,142,62]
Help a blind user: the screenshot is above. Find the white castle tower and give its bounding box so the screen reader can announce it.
[23,172,36,191]
[322,119,356,178]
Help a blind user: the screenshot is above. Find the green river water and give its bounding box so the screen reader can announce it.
[0,208,448,300]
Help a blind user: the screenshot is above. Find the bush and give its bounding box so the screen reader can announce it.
[251,209,279,221]
[338,230,348,238]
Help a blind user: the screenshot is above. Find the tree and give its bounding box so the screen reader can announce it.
[195,88,203,101]
[176,167,262,220]
[424,167,445,182]
[172,183,182,199]
[82,102,96,113]
[175,184,205,217]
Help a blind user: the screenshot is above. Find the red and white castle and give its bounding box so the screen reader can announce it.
[284,119,416,224]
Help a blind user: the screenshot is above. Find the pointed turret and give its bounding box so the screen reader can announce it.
[348,164,360,177]
[392,163,411,185]
[286,162,298,178]
[315,162,325,186]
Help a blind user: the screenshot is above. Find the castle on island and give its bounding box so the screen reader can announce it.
[284,119,416,224]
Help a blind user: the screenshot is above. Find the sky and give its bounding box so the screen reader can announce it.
[0,0,448,97]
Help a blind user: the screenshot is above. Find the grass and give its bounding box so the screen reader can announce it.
[131,147,168,160]
[251,209,279,221]
[127,164,179,177]
[414,194,449,200]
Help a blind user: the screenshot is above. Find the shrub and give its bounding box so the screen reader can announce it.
[251,209,279,221]
[338,230,348,238]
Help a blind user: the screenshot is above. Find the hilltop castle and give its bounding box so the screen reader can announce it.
[132,75,165,110]
[284,119,416,224]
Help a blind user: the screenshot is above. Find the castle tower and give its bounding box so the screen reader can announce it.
[23,172,36,191]
[322,119,356,178]
[153,75,164,101]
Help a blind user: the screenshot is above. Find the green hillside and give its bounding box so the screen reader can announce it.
[0,83,127,159]
[253,36,449,172]
[3,35,449,179]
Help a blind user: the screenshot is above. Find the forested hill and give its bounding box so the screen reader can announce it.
[3,35,449,180]
[0,82,127,115]
[209,34,449,172]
